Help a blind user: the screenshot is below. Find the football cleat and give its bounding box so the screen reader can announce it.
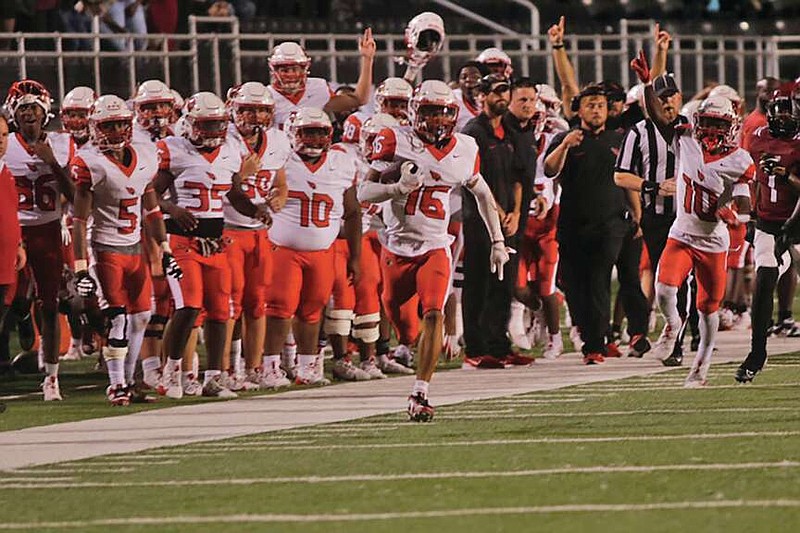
[653,323,678,360]
[542,335,563,360]
[60,345,85,361]
[683,368,708,388]
[332,357,372,381]
[569,326,584,352]
[407,393,434,422]
[503,351,535,366]
[392,344,414,368]
[295,358,330,386]
[661,352,684,367]
[718,308,735,331]
[142,368,162,390]
[583,353,605,365]
[734,365,758,383]
[605,342,623,358]
[378,355,415,375]
[182,374,203,397]
[160,366,183,399]
[360,357,387,379]
[442,334,462,361]
[201,375,238,398]
[627,334,651,358]
[42,375,63,401]
[260,366,292,389]
[106,384,131,406]
[462,355,506,369]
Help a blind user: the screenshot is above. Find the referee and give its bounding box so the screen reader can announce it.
[614,73,695,365]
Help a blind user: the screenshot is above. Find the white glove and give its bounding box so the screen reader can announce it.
[398,161,423,194]
[490,242,513,281]
[61,214,72,247]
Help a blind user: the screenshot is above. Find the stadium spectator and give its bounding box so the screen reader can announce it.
[461,74,533,368]
[147,0,177,34]
[0,1,15,50]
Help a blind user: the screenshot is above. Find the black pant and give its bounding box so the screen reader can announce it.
[616,225,649,336]
[558,218,628,355]
[462,218,518,358]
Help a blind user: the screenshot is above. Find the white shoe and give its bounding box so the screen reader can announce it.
[732,310,751,331]
[509,329,532,350]
[332,357,372,381]
[202,375,238,398]
[653,323,678,360]
[260,365,291,389]
[106,384,131,406]
[60,345,84,361]
[530,311,547,347]
[391,344,414,368]
[442,334,462,361]
[42,375,63,401]
[360,357,386,379]
[142,369,162,390]
[508,308,531,350]
[542,334,564,360]
[222,370,259,392]
[182,374,203,397]
[281,349,297,380]
[569,326,584,352]
[160,365,183,399]
[295,360,330,386]
[683,367,708,388]
[378,354,415,375]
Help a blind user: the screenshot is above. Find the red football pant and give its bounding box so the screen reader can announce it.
[266,245,335,323]
[517,210,559,298]
[167,234,232,322]
[20,220,64,312]
[380,247,450,345]
[657,237,727,314]
[225,228,272,320]
[93,250,152,313]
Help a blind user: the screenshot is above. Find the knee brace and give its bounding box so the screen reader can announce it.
[102,344,128,361]
[145,314,168,339]
[105,307,128,347]
[323,309,353,336]
[352,313,380,343]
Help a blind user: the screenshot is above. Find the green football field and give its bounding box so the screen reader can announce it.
[1,356,798,532]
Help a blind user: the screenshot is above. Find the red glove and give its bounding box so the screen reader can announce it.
[716,205,740,227]
[630,50,651,84]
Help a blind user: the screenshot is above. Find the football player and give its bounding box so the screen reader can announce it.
[70,94,181,405]
[359,80,509,421]
[4,79,76,401]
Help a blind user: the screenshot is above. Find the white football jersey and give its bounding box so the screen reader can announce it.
[132,122,173,146]
[156,136,241,220]
[452,88,481,133]
[5,131,75,226]
[223,125,292,229]
[268,77,334,130]
[369,127,480,257]
[670,135,755,252]
[270,145,356,251]
[341,111,371,145]
[531,132,559,215]
[71,143,158,247]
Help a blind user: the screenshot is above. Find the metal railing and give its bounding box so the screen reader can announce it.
[0,16,797,105]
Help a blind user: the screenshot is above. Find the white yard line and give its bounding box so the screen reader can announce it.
[438,406,799,419]
[2,500,800,528]
[13,468,135,474]
[0,462,797,491]
[184,430,800,451]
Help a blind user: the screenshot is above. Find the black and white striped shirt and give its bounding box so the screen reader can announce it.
[615,116,688,216]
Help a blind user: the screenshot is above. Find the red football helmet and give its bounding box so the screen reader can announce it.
[694,96,740,153]
[286,107,332,158]
[5,79,53,127]
[183,92,228,149]
[268,42,310,95]
[766,83,798,138]
[89,95,133,152]
[408,80,459,144]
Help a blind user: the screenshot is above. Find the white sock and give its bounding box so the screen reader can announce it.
[142,356,161,373]
[125,312,150,383]
[231,339,243,373]
[203,369,221,385]
[412,379,429,397]
[550,333,562,344]
[44,362,59,376]
[297,354,315,373]
[192,353,199,376]
[106,358,125,387]
[262,354,280,371]
[455,299,464,339]
[509,300,526,336]
[692,311,719,379]
[656,282,682,333]
[167,358,182,376]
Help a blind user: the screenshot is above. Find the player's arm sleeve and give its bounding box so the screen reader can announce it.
[465,173,505,244]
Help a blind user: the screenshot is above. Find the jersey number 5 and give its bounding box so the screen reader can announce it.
[288,190,334,228]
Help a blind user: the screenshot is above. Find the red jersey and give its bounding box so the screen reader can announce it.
[741,110,767,151]
[0,163,21,284]
[747,126,800,223]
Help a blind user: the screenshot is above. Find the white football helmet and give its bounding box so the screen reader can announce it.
[375,77,413,122]
[228,81,275,136]
[535,84,561,116]
[183,92,228,149]
[404,12,445,68]
[4,79,53,127]
[693,95,740,152]
[708,84,743,114]
[268,42,311,94]
[89,94,133,152]
[170,89,184,122]
[60,86,96,142]
[408,80,459,144]
[134,79,175,131]
[359,113,398,160]
[286,107,332,158]
[476,47,513,79]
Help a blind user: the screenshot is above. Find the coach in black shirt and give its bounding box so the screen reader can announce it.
[461,74,533,367]
[544,84,630,364]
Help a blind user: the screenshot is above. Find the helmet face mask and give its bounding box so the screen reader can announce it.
[295,126,331,157]
[766,85,798,138]
[5,79,53,129]
[89,95,134,152]
[380,98,409,121]
[61,109,90,141]
[234,104,274,136]
[136,101,173,131]
[693,96,739,153]
[413,103,457,144]
[269,42,311,95]
[183,92,229,149]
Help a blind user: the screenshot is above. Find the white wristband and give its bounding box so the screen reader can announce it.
[160,241,173,254]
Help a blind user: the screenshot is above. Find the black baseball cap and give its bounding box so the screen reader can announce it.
[478,74,511,94]
[653,74,680,97]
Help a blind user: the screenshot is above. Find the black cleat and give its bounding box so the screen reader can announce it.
[661,352,683,367]
[734,365,758,383]
[17,312,35,352]
[628,334,651,358]
[407,393,434,422]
